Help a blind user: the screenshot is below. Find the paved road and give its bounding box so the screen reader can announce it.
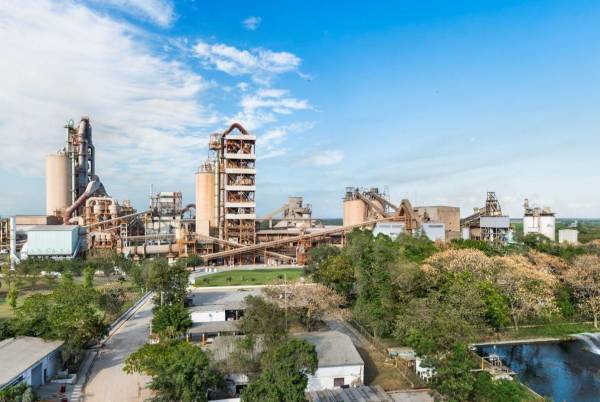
[83,297,154,402]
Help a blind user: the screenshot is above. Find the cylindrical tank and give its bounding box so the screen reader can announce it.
[46,153,72,216]
[195,164,215,236]
[343,199,367,227]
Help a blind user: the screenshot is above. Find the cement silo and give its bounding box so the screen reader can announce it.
[46,153,72,216]
[195,162,216,236]
[343,199,367,227]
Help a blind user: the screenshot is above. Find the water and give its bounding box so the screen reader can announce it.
[477,335,600,402]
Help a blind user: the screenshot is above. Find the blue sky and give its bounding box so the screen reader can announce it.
[1,0,599,218]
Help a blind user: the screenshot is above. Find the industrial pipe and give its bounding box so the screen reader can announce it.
[63,175,105,224]
[9,216,19,269]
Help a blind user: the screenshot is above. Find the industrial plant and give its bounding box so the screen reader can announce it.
[0,116,575,267]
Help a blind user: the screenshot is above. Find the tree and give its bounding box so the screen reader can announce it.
[7,287,17,310]
[237,295,287,349]
[146,259,189,306]
[14,283,108,369]
[396,234,437,263]
[264,283,347,331]
[241,339,317,402]
[430,343,477,402]
[83,266,94,288]
[305,245,340,275]
[124,341,221,402]
[494,256,558,329]
[152,304,192,340]
[564,254,600,327]
[313,254,354,297]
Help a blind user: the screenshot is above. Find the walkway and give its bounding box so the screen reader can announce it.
[82,296,154,402]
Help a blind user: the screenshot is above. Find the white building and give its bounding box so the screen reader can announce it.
[558,229,578,245]
[188,289,260,342]
[523,199,556,241]
[421,223,445,242]
[372,222,405,240]
[297,331,364,391]
[0,337,63,390]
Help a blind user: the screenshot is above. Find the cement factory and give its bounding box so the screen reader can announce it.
[0,117,579,267]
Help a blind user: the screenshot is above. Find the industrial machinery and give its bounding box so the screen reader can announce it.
[259,196,316,229]
[46,117,107,223]
[461,192,511,243]
[523,199,556,241]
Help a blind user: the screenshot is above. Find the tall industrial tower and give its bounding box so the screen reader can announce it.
[196,123,256,245]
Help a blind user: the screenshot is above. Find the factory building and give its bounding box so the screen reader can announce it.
[523,199,556,241]
[461,192,511,243]
[559,229,578,245]
[414,206,460,241]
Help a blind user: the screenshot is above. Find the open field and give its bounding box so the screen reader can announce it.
[195,268,303,287]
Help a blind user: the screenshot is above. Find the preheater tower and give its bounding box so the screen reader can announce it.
[205,123,256,245]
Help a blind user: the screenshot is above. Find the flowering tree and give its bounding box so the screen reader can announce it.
[564,255,600,328]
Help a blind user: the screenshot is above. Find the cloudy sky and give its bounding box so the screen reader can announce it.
[1,0,599,218]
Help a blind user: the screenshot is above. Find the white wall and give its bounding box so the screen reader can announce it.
[191,310,226,323]
[305,364,364,391]
[559,229,578,244]
[8,350,61,389]
[524,216,556,241]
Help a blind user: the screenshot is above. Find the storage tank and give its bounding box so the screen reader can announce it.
[195,163,215,236]
[343,199,366,227]
[46,153,72,216]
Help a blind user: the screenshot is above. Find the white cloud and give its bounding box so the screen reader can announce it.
[242,16,262,31]
[257,122,315,161]
[193,40,301,84]
[305,150,345,167]
[0,0,217,206]
[241,89,311,116]
[94,0,175,27]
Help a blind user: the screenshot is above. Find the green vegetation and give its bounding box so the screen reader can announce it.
[241,339,317,402]
[124,341,221,402]
[0,383,34,402]
[151,304,192,340]
[194,268,302,287]
[146,258,189,306]
[308,229,600,401]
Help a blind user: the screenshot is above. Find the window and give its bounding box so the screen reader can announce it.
[333,377,345,387]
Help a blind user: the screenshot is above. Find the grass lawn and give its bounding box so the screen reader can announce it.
[476,322,600,343]
[195,268,303,287]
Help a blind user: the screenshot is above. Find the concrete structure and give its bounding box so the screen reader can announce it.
[297,331,365,391]
[373,222,405,239]
[414,206,460,241]
[523,199,556,241]
[421,222,445,242]
[343,198,367,227]
[559,229,578,244]
[0,337,63,390]
[188,289,260,341]
[195,162,216,237]
[45,153,71,216]
[25,225,80,258]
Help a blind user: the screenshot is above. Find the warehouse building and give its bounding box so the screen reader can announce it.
[0,337,63,390]
[297,331,365,391]
[23,225,81,259]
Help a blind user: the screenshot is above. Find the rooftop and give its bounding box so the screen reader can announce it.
[297,331,364,368]
[189,288,261,312]
[0,337,63,387]
[26,225,79,232]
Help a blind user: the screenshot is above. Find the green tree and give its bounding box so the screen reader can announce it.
[152,304,192,340]
[396,234,437,263]
[313,254,354,297]
[146,259,189,306]
[305,245,340,275]
[7,287,17,310]
[237,295,287,350]
[124,341,221,402]
[83,266,95,288]
[242,339,317,402]
[430,342,477,402]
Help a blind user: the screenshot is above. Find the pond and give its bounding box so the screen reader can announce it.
[477,334,600,402]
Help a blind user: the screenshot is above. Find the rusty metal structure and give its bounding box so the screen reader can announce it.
[461,192,511,243]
